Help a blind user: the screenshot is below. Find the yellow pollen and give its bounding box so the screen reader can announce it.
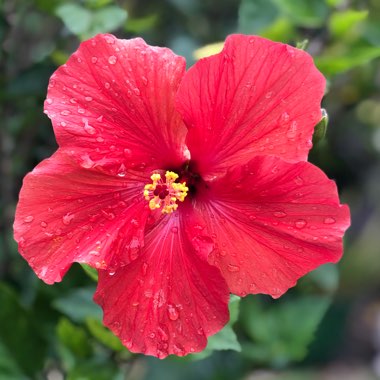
[144,171,188,214]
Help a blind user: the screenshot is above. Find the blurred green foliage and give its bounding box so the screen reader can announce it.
[1,0,380,379]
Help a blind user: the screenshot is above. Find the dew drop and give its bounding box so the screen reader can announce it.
[123,148,132,158]
[96,136,104,143]
[167,304,179,321]
[133,87,141,96]
[40,221,48,228]
[171,226,178,234]
[265,91,273,99]
[294,176,304,185]
[108,55,117,65]
[324,217,336,225]
[117,163,126,177]
[105,35,115,44]
[24,215,34,223]
[62,213,74,225]
[141,262,148,276]
[141,76,148,85]
[295,219,307,229]
[104,82,111,89]
[286,121,298,139]
[85,96,93,102]
[273,211,287,218]
[78,108,85,114]
[91,56,98,64]
[83,119,96,135]
[60,121,67,127]
[80,155,94,169]
[227,264,240,272]
[280,112,290,123]
[60,110,71,116]
[46,98,53,104]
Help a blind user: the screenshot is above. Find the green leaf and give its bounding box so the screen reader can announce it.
[296,39,309,50]
[80,263,98,282]
[190,295,241,360]
[55,3,127,39]
[67,360,120,380]
[53,287,102,323]
[0,342,28,380]
[316,44,380,76]
[125,14,158,33]
[0,283,46,376]
[312,109,328,145]
[85,317,127,352]
[238,0,279,35]
[241,295,331,366]
[271,0,329,27]
[88,6,127,37]
[329,9,368,39]
[55,3,92,36]
[260,18,295,43]
[57,318,93,358]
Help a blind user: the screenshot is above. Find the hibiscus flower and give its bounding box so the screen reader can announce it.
[14,34,350,358]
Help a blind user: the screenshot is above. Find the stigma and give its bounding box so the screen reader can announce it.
[144,171,188,214]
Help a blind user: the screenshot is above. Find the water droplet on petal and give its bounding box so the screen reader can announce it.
[91,56,98,64]
[105,35,115,44]
[324,217,336,224]
[141,262,148,276]
[108,55,117,65]
[83,118,96,135]
[286,121,298,139]
[167,304,179,321]
[141,76,148,85]
[104,82,111,89]
[24,215,34,223]
[265,91,273,99]
[80,154,95,169]
[61,110,71,116]
[62,213,74,225]
[273,211,287,218]
[280,112,290,123]
[133,88,141,96]
[117,163,126,177]
[46,98,53,104]
[227,264,240,272]
[85,96,93,102]
[171,226,178,234]
[295,219,307,229]
[294,176,304,185]
[40,221,48,228]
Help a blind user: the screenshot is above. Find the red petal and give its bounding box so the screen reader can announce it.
[194,155,350,298]
[13,150,149,284]
[45,34,187,174]
[94,213,229,358]
[176,34,325,178]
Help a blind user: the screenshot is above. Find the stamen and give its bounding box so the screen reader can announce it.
[144,171,188,213]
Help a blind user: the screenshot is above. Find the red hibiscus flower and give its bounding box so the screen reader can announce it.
[14,34,350,358]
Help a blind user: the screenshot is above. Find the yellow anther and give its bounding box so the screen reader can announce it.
[143,171,188,214]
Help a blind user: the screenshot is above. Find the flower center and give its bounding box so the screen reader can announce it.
[144,171,188,214]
